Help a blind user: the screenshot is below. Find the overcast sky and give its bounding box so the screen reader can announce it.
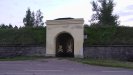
[0,0,133,27]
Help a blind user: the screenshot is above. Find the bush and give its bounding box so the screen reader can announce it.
[0,26,133,46]
[0,27,46,46]
[84,26,133,46]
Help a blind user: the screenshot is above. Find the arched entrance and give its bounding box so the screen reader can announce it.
[46,18,84,58]
[56,33,74,57]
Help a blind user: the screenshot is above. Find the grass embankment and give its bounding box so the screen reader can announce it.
[0,27,46,46]
[84,26,133,46]
[70,58,133,69]
[0,26,133,46]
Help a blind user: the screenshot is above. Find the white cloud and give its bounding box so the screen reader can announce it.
[114,0,133,26]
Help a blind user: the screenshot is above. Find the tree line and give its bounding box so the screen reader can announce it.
[0,24,18,29]
[0,8,44,29]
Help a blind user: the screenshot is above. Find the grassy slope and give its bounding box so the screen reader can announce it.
[0,26,133,46]
[0,27,46,46]
[84,26,133,46]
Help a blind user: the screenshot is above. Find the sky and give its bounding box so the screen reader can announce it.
[0,0,133,27]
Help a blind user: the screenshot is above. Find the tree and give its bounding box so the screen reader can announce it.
[23,8,44,28]
[23,8,34,27]
[9,24,13,29]
[34,10,44,27]
[0,24,14,29]
[14,25,18,29]
[0,24,7,29]
[90,0,119,26]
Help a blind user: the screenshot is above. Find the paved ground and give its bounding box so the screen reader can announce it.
[0,58,133,75]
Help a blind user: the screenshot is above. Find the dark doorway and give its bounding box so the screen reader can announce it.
[56,33,74,57]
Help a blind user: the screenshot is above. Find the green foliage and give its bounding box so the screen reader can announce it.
[0,24,16,29]
[0,26,133,46]
[84,26,133,46]
[90,0,119,26]
[35,10,44,27]
[23,8,34,27]
[23,8,44,28]
[113,27,133,45]
[0,27,46,46]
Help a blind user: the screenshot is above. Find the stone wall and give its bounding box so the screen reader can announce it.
[84,45,133,61]
[0,45,45,57]
[1,45,133,61]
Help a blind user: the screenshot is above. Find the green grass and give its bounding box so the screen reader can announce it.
[69,58,133,69]
[0,56,46,61]
[0,27,46,46]
[0,26,133,46]
[84,26,133,46]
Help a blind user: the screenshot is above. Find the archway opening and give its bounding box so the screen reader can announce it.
[56,33,74,57]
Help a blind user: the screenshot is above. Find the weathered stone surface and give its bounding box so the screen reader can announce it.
[84,45,133,61]
[0,46,45,57]
[46,18,84,58]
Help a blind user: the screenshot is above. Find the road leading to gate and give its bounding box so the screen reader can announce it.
[0,58,133,75]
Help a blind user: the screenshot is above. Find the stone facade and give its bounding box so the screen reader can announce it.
[46,18,84,58]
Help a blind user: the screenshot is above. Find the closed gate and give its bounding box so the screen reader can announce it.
[56,33,74,57]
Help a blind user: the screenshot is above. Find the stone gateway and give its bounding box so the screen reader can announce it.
[46,18,84,58]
